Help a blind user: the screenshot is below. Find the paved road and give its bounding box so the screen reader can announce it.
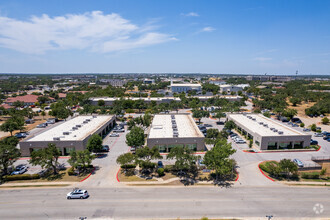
[0,186,329,219]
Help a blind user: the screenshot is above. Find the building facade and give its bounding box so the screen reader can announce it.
[170,83,202,93]
[147,114,205,152]
[227,113,311,151]
[19,115,116,156]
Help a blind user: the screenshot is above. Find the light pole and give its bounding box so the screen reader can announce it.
[266,215,273,220]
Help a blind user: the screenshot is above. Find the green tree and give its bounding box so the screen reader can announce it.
[12,101,24,108]
[203,140,236,182]
[214,111,225,122]
[76,150,95,171]
[116,153,136,172]
[263,112,271,118]
[49,102,71,120]
[98,99,105,106]
[279,159,298,180]
[322,117,329,125]
[0,137,21,176]
[87,134,103,152]
[0,120,20,136]
[29,143,61,175]
[224,120,236,130]
[192,110,209,124]
[310,124,317,131]
[206,128,219,140]
[126,126,145,148]
[167,146,198,179]
[282,109,298,120]
[37,96,50,104]
[290,97,302,106]
[135,146,163,174]
[300,122,305,127]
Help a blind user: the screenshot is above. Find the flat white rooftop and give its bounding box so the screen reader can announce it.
[27,115,114,142]
[148,114,204,139]
[228,114,309,137]
[170,83,201,87]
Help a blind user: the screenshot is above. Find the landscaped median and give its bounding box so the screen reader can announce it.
[243,145,321,153]
[258,160,330,185]
[117,164,238,186]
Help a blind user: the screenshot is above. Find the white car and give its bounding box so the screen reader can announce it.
[113,129,125,133]
[110,133,119,137]
[67,189,89,199]
[235,139,246,144]
[314,133,323,137]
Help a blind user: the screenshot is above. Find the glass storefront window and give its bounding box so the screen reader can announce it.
[293,141,303,149]
[279,142,291,149]
[267,142,277,150]
[185,144,197,151]
[156,145,167,153]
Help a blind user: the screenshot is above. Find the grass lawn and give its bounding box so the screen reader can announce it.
[161,172,177,181]
[5,168,90,183]
[118,172,157,182]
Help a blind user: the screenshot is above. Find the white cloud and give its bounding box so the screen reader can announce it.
[201,26,215,32]
[253,57,272,61]
[0,11,176,54]
[182,12,199,17]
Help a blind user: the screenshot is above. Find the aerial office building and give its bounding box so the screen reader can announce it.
[147,114,205,152]
[19,115,116,156]
[170,83,202,93]
[227,113,311,150]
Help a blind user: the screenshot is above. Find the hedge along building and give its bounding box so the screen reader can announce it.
[226,113,311,150]
[19,115,116,156]
[146,114,205,152]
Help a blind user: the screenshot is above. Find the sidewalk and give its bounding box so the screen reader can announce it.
[281,181,330,186]
[0,181,76,188]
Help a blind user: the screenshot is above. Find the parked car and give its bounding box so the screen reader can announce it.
[323,133,330,140]
[204,124,212,127]
[15,132,27,138]
[37,123,47,128]
[293,159,304,167]
[230,133,238,138]
[310,139,318,145]
[291,118,302,123]
[113,128,125,132]
[101,145,109,152]
[67,189,89,199]
[109,133,119,137]
[216,121,223,125]
[235,139,246,144]
[303,128,311,132]
[11,165,27,175]
[130,147,136,154]
[157,161,164,169]
[292,124,299,127]
[46,119,55,124]
[314,133,323,137]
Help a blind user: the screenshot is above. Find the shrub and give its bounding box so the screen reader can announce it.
[310,124,317,131]
[301,172,320,179]
[157,168,165,177]
[67,167,75,176]
[4,174,40,181]
[121,164,136,169]
[320,168,327,176]
[259,164,271,173]
[300,123,305,127]
[164,165,174,172]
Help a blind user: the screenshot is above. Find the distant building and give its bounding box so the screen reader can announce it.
[209,80,226,86]
[143,79,155,84]
[99,79,127,87]
[5,95,40,106]
[147,114,205,152]
[226,113,311,151]
[19,115,116,156]
[220,84,249,94]
[170,83,202,93]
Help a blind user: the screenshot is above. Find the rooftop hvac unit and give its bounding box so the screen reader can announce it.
[72,127,78,130]
[53,137,60,141]
[247,116,252,119]
[63,132,70,135]
[76,124,82,128]
[273,129,278,132]
[259,122,264,125]
[278,131,283,134]
[86,119,91,122]
[270,127,274,131]
[173,128,178,131]
[83,121,88,124]
[252,118,256,121]
[93,116,97,118]
[263,124,268,127]
[173,134,178,137]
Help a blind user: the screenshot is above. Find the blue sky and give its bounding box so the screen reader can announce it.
[0,0,329,75]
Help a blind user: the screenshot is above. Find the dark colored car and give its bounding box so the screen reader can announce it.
[15,132,27,138]
[101,145,109,152]
[157,161,164,169]
[216,121,223,125]
[310,139,318,145]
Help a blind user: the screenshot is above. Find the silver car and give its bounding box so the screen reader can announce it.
[67,189,89,199]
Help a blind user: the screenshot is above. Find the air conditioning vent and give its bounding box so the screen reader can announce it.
[63,132,70,135]
[76,124,81,128]
[53,137,60,141]
[278,131,283,134]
